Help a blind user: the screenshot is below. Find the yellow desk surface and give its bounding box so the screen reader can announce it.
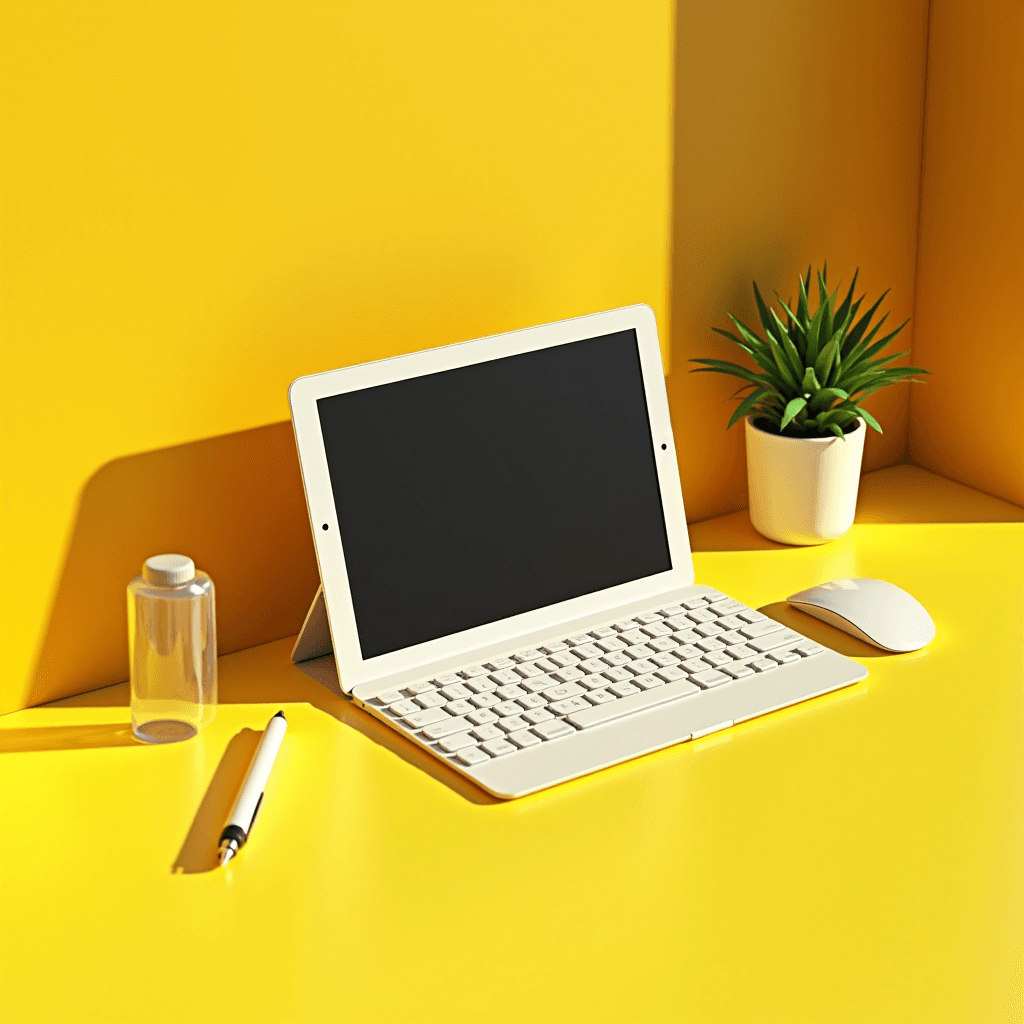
[2,465,1023,1024]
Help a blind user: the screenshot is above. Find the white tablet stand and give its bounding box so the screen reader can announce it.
[290,586,333,664]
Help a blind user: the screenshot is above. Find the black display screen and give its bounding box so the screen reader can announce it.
[317,329,671,659]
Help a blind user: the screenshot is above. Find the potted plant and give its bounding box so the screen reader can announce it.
[692,265,929,545]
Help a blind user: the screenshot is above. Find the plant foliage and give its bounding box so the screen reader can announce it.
[691,264,929,439]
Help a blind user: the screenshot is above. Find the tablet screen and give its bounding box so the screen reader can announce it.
[317,329,671,659]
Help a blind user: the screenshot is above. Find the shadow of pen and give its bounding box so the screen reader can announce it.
[172,728,262,874]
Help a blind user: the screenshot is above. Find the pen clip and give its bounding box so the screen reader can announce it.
[246,791,264,837]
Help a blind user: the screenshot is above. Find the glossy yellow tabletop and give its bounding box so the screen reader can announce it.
[2,465,1022,1024]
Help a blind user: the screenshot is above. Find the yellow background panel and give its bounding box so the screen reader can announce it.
[0,2,674,714]
[910,0,1024,507]
[669,0,930,523]
[2,467,1022,1023]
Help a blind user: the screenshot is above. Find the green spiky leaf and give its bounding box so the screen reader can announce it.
[780,396,807,429]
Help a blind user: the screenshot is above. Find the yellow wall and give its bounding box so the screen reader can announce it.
[909,0,1024,507]
[670,0,931,524]
[0,2,674,714]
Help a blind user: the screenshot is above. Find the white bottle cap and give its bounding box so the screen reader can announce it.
[143,554,196,587]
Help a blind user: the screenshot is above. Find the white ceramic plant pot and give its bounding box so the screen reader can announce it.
[744,416,865,545]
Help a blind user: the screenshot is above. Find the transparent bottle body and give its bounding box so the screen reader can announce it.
[127,573,217,742]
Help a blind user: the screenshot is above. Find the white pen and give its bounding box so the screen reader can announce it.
[217,710,288,866]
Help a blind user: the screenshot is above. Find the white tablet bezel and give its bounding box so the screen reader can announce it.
[288,303,694,694]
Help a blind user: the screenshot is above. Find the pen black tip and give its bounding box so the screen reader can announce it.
[272,710,286,720]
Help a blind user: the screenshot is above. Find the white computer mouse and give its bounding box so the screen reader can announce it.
[787,577,936,652]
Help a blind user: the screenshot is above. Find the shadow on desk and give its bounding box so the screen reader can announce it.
[0,722,137,753]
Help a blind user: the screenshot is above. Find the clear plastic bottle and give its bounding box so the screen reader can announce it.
[127,554,217,743]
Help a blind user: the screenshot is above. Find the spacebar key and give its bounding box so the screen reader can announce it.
[567,679,702,729]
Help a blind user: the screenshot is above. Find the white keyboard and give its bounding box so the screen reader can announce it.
[366,590,826,767]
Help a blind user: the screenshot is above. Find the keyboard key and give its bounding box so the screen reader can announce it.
[688,608,718,624]
[624,644,656,660]
[549,696,591,715]
[414,692,447,709]
[496,715,530,733]
[659,604,684,616]
[534,658,559,672]
[651,651,679,668]
[634,612,663,624]
[619,628,647,646]
[612,619,638,632]
[573,643,603,660]
[770,650,801,665]
[739,619,784,639]
[437,731,476,752]
[673,629,702,644]
[549,652,579,668]
[716,614,746,630]
[750,658,778,673]
[515,662,546,679]
[681,597,709,610]
[405,682,438,695]
[589,627,617,639]
[595,638,627,653]
[655,666,688,682]
[647,636,678,652]
[533,720,575,741]
[625,658,658,675]
[485,658,516,671]
[388,699,419,716]
[516,692,548,709]
[470,692,500,709]
[377,691,403,705]
[738,609,766,624]
[680,657,711,673]
[523,707,555,725]
[465,678,497,694]
[540,642,568,655]
[691,669,730,688]
[507,729,542,749]
[467,708,499,725]
[696,637,727,652]
[472,723,504,741]
[725,643,758,659]
[748,630,802,653]
[602,666,633,683]
[481,738,516,757]
[543,682,585,701]
[567,634,593,646]
[585,688,617,705]
[693,622,724,638]
[673,644,703,661]
[422,716,473,740]
[490,669,521,685]
[520,676,557,693]
[601,651,632,666]
[722,664,754,679]
[716,630,746,646]
[709,599,745,615]
[513,649,543,663]
[440,683,472,700]
[445,699,475,716]
[702,650,733,667]
[640,622,672,638]
[459,665,489,679]
[795,641,825,657]
[700,590,728,602]
[632,674,664,690]
[608,681,641,698]
[496,684,527,700]
[576,673,607,691]
[457,746,490,765]
[578,657,607,674]
[568,678,701,728]
[494,700,524,717]
[403,707,450,728]
[551,666,585,683]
